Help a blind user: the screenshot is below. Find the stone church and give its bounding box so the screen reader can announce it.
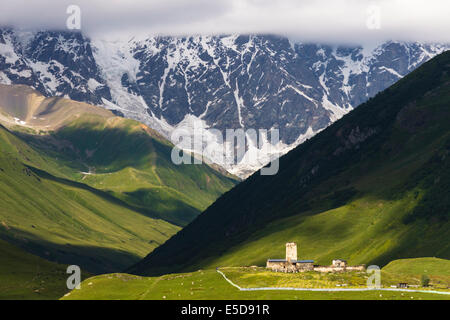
[266,242,315,272]
[266,242,365,273]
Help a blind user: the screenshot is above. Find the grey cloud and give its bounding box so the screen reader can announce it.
[0,0,449,44]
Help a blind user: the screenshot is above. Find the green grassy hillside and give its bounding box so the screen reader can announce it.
[61,267,450,300]
[0,239,75,300]
[0,85,236,280]
[16,114,236,226]
[383,257,450,285]
[383,257,450,276]
[130,51,450,276]
[0,124,179,273]
[0,85,237,227]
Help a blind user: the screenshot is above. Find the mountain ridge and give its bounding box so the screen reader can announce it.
[1,27,448,176]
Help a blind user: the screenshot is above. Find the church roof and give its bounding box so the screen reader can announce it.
[267,259,314,263]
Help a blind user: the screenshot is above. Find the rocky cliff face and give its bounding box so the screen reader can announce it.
[1,27,448,176]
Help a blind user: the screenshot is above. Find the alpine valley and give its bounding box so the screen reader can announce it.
[68,50,450,300]
[0,24,449,301]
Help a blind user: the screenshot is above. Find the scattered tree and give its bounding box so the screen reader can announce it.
[421,274,430,287]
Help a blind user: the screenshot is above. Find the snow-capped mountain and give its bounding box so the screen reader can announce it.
[1,27,448,177]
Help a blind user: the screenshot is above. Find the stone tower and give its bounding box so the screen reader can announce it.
[286,242,297,262]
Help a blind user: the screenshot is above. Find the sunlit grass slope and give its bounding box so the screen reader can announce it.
[62,267,450,300]
[383,257,450,276]
[382,257,450,288]
[41,113,237,226]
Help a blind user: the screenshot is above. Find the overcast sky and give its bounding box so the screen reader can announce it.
[1,0,449,44]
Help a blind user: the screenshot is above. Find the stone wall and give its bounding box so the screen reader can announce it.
[345,265,366,271]
[313,265,366,272]
[267,261,365,273]
[267,261,315,272]
[266,261,297,272]
[313,266,344,272]
[295,262,314,271]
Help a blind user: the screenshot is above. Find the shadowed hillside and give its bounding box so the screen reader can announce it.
[0,239,78,300]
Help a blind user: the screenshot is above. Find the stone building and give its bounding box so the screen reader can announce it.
[332,259,347,268]
[266,243,315,272]
[266,243,365,273]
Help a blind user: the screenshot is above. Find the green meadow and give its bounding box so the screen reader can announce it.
[62,258,450,300]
